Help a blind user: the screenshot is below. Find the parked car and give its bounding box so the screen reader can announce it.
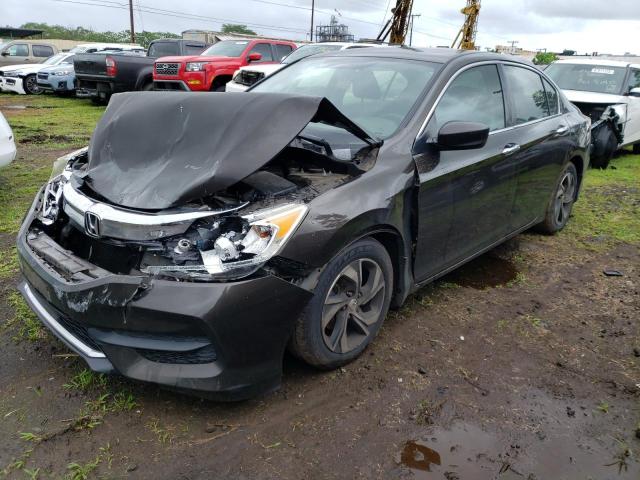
[0,40,58,67]
[74,39,208,104]
[225,41,384,92]
[0,52,75,94]
[546,59,640,168]
[17,49,589,400]
[0,111,16,168]
[37,44,145,95]
[153,39,297,92]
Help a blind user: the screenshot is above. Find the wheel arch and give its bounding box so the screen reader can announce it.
[568,154,586,201]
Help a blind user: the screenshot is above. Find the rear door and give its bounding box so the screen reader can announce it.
[623,68,640,144]
[32,45,55,62]
[413,63,517,280]
[274,44,294,62]
[500,64,570,229]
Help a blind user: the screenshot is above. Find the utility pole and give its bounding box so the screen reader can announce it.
[409,13,421,46]
[128,0,135,44]
[508,40,519,54]
[310,0,315,42]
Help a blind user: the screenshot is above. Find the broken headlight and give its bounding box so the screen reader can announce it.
[143,204,308,280]
[38,148,87,225]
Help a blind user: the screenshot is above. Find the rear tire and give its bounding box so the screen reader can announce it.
[289,238,393,369]
[535,162,578,235]
[633,143,640,155]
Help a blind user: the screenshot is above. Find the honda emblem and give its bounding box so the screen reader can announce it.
[84,211,101,238]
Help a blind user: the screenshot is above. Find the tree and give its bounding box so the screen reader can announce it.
[18,22,179,48]
[533,52,558,65]
[221,24,257,35]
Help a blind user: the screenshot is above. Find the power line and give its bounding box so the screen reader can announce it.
[50,0,311,34]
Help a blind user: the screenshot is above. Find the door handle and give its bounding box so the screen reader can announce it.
[502,143,520,156]
[554,125,569,136]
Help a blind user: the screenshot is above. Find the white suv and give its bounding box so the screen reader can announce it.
[226,42,385,93]
[546,59,640,167]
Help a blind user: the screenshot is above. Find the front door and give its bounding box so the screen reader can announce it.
[0,43,30,67]
[413,63,517,281]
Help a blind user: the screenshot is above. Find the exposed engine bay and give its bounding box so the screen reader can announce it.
[28,93,380,283]
[572,102,625,169]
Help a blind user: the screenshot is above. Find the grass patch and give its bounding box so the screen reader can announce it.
[63,369,108,392]
[564,154,640,247]
[5,291,45,342]
[0,246,19,279]
[1,95,104,149]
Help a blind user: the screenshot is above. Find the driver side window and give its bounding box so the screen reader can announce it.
[433,64,506,132]
[627,69,640,91]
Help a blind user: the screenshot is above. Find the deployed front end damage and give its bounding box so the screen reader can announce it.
[572,102,625,169]
[17,92,380,399]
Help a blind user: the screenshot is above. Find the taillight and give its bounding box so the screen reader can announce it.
[105,56,117,77]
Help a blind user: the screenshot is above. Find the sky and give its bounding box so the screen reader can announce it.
[2,0,639,55]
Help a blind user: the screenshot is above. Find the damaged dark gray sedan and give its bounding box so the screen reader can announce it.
[17,49,590,400]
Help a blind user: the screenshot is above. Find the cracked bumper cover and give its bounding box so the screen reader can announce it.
[16,198,313,400]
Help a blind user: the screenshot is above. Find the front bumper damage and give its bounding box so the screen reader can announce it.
[1,76,26,94]
[17,194,313,400]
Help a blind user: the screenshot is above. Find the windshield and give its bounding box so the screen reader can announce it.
[252,56,440,139]
[43,53,71,65]
[201,40,249,58]
[148,42,180,57]
[545,63,627,95]
[282,44,342,64]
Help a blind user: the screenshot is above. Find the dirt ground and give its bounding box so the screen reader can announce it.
[0,97,639,479]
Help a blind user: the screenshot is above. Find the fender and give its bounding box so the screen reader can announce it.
[135,66,153,90]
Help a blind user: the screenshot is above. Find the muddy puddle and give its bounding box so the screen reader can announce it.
[442,255,518,289]
[398,389,640,479]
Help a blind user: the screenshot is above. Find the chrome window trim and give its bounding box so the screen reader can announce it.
[22,283,106,359]
[416,60,563,140]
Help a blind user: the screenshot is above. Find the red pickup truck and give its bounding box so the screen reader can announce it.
[153,39,297,92]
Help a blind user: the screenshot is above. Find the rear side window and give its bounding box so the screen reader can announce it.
[33,45,54,57]
[274,44,293,61]
[184,44,206,55]
[503,65,549,125]
[6,44,29,56]
[542,78,559,115]
[433,64,506,132]
[249,43,273,62]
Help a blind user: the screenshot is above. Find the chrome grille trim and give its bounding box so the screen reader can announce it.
[62,183,248,241]
[155,62,180,76]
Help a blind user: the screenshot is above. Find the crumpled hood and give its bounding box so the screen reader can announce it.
[563,89,625,105]
[83,91,375,210]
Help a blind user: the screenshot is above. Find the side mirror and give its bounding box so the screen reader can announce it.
[437,121,490,150]
[1,51,9,57]
[629,87,640,98]
[248,53,262,62]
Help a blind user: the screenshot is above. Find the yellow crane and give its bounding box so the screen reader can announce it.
[376,0,414,45]
[451,0,481,50]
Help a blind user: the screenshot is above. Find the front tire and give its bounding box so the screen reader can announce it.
[23,74,42,95]
[289,238,393,369]
[536,162,578,234]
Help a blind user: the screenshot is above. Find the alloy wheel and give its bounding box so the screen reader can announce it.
[24,75,41,95]
[321,258,386,354]
[554,169,576,226]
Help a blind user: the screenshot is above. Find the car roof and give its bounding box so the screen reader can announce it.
[553,58,640,68]
[321,46,530,66]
